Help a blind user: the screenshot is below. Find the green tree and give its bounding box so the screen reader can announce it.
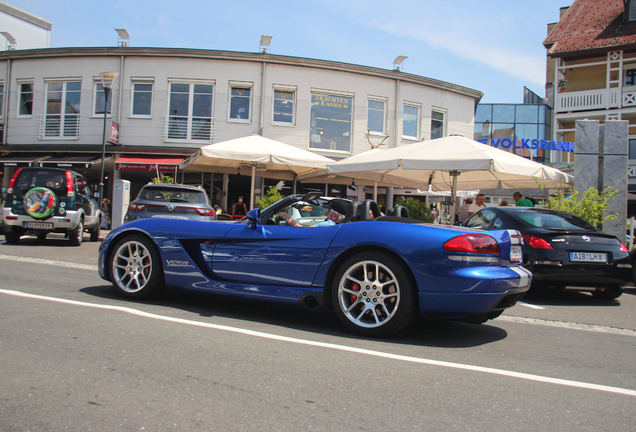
[151,174,177,184]
[546,186,619,228]
[258,186,283,210]
[394,196,434,222]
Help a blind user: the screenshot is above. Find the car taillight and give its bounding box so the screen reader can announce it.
[443,234,500,255]
[194,207,215,216]
[7,168,22,193]
[65,171,74,197]
[521,234,554,249]
[129,203,146,211]
[620,242,629,253]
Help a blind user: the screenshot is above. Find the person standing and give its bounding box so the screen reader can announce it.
[457,198,473,223]
[231,195,248,216]
[101,198,111,229]
[467,193,486,218]
[513,191,534,207]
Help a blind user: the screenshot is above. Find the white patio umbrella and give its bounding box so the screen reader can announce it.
[296,149,408,200]
[327,135,574,223]
[180,135,335,209]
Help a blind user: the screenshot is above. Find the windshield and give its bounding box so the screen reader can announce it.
[139,187,207,204]
[516,211,593,231]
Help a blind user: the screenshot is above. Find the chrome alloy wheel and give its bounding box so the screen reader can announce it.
[337,260,401,328]
[112,240,153,293]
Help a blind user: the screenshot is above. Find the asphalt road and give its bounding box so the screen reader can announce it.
[1,232,635,431]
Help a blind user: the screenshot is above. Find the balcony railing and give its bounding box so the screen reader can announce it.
[555,88,632,113]
[163,115,214,143]
[38,114,81,139]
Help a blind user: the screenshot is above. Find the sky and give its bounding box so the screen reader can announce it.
[7,0,571,104]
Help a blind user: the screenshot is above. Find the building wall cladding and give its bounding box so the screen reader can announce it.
[0,48,481,156]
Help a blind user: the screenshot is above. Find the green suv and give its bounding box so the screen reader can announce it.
[2,167,101,246]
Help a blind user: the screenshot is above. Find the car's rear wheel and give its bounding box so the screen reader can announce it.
[90,220,100,242]
[592,285,623,300]
[5,231,21,244]
[332,251,417,337]
[69,219,84,246]
[110,234,165,299]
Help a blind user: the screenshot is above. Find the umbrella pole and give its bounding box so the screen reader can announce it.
[450,171,459,225]
[373,182,378,202]
[250,165,256,211]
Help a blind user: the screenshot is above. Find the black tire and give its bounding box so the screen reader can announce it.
[90,219,101,242]
[109,234,165,300]
[592,285,623,300]
[37,233,47,241]
[69,219,84,246]
[331,251,417,337]
[5,231,21,244]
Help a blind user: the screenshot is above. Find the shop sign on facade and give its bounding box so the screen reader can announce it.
[477,138,576,153]
[109,121,119,145]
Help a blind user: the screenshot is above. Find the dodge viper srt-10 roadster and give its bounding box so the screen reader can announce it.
[98,192,531,337]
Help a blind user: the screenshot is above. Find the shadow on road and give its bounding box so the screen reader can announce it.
[520,286,632,307]
[79,285,508,349]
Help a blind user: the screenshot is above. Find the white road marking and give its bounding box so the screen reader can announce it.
[1,288,635,398]
[516,301,545,310]
[499,315,636,336]
[0,254,98,271]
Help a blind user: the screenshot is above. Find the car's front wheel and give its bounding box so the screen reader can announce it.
[90,219,100,242]
[592,285,623,300]
[69,219,84,246]
[110,234,165,299]
[331,251,417,337]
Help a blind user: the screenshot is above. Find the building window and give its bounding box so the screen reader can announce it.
[44,81,81,138]
[403,104,420,139]
[131,82,153,117]
[310,92,353,152]
[367,98,386,134]
[167,82,213,141]
[0,83,4,118]
[272,88,295,125]
[630,139,636,160]
[630,0,636,21]
[431,110,445,139]
[229,83,252,121]
[94,82,115,116]
[18,82,34,116]
[626,69,636,86]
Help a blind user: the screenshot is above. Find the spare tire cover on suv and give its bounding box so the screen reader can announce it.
[23,187,58,220]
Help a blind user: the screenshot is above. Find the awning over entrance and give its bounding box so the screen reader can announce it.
[0,153,49,167]
[116,155,183,173]
[39,153,112,169]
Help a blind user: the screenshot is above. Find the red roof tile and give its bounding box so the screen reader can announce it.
[544,0,636,56]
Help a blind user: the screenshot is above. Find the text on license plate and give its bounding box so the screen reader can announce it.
[510,245,522,262]
[25,222,53,229]
[570,252,607,262]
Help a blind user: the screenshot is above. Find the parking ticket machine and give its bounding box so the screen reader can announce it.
[111,179,130,230]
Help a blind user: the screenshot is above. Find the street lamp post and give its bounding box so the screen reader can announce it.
[98,71,119,201]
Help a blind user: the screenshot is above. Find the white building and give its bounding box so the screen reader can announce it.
[0,1,50,50]
[0,47,482,209]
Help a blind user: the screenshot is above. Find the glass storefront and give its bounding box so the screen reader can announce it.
[474,103,552,164]
[310,93,353,152]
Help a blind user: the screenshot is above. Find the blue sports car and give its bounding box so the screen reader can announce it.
[98,192,531,336]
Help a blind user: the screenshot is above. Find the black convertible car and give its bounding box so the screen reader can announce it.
[464,207,631,299]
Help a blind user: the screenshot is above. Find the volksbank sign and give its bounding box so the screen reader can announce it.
[476,138,576,153]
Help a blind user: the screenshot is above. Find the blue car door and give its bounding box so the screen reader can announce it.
[212,224,340,286]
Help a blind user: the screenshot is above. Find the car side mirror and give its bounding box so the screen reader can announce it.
[246,208,261,228]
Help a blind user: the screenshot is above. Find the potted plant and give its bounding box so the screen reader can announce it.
[558,79,568,93]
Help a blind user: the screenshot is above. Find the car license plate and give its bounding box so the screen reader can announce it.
[510,245,522,262]
[152,215,188,220]
[570,252,607,262]
[25,222,53,229]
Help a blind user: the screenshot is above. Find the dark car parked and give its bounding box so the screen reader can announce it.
[125,183,216,222]
[2,167,101,245]
[464,207,631,299]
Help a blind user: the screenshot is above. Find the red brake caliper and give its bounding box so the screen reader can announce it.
[350,282,360,303]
